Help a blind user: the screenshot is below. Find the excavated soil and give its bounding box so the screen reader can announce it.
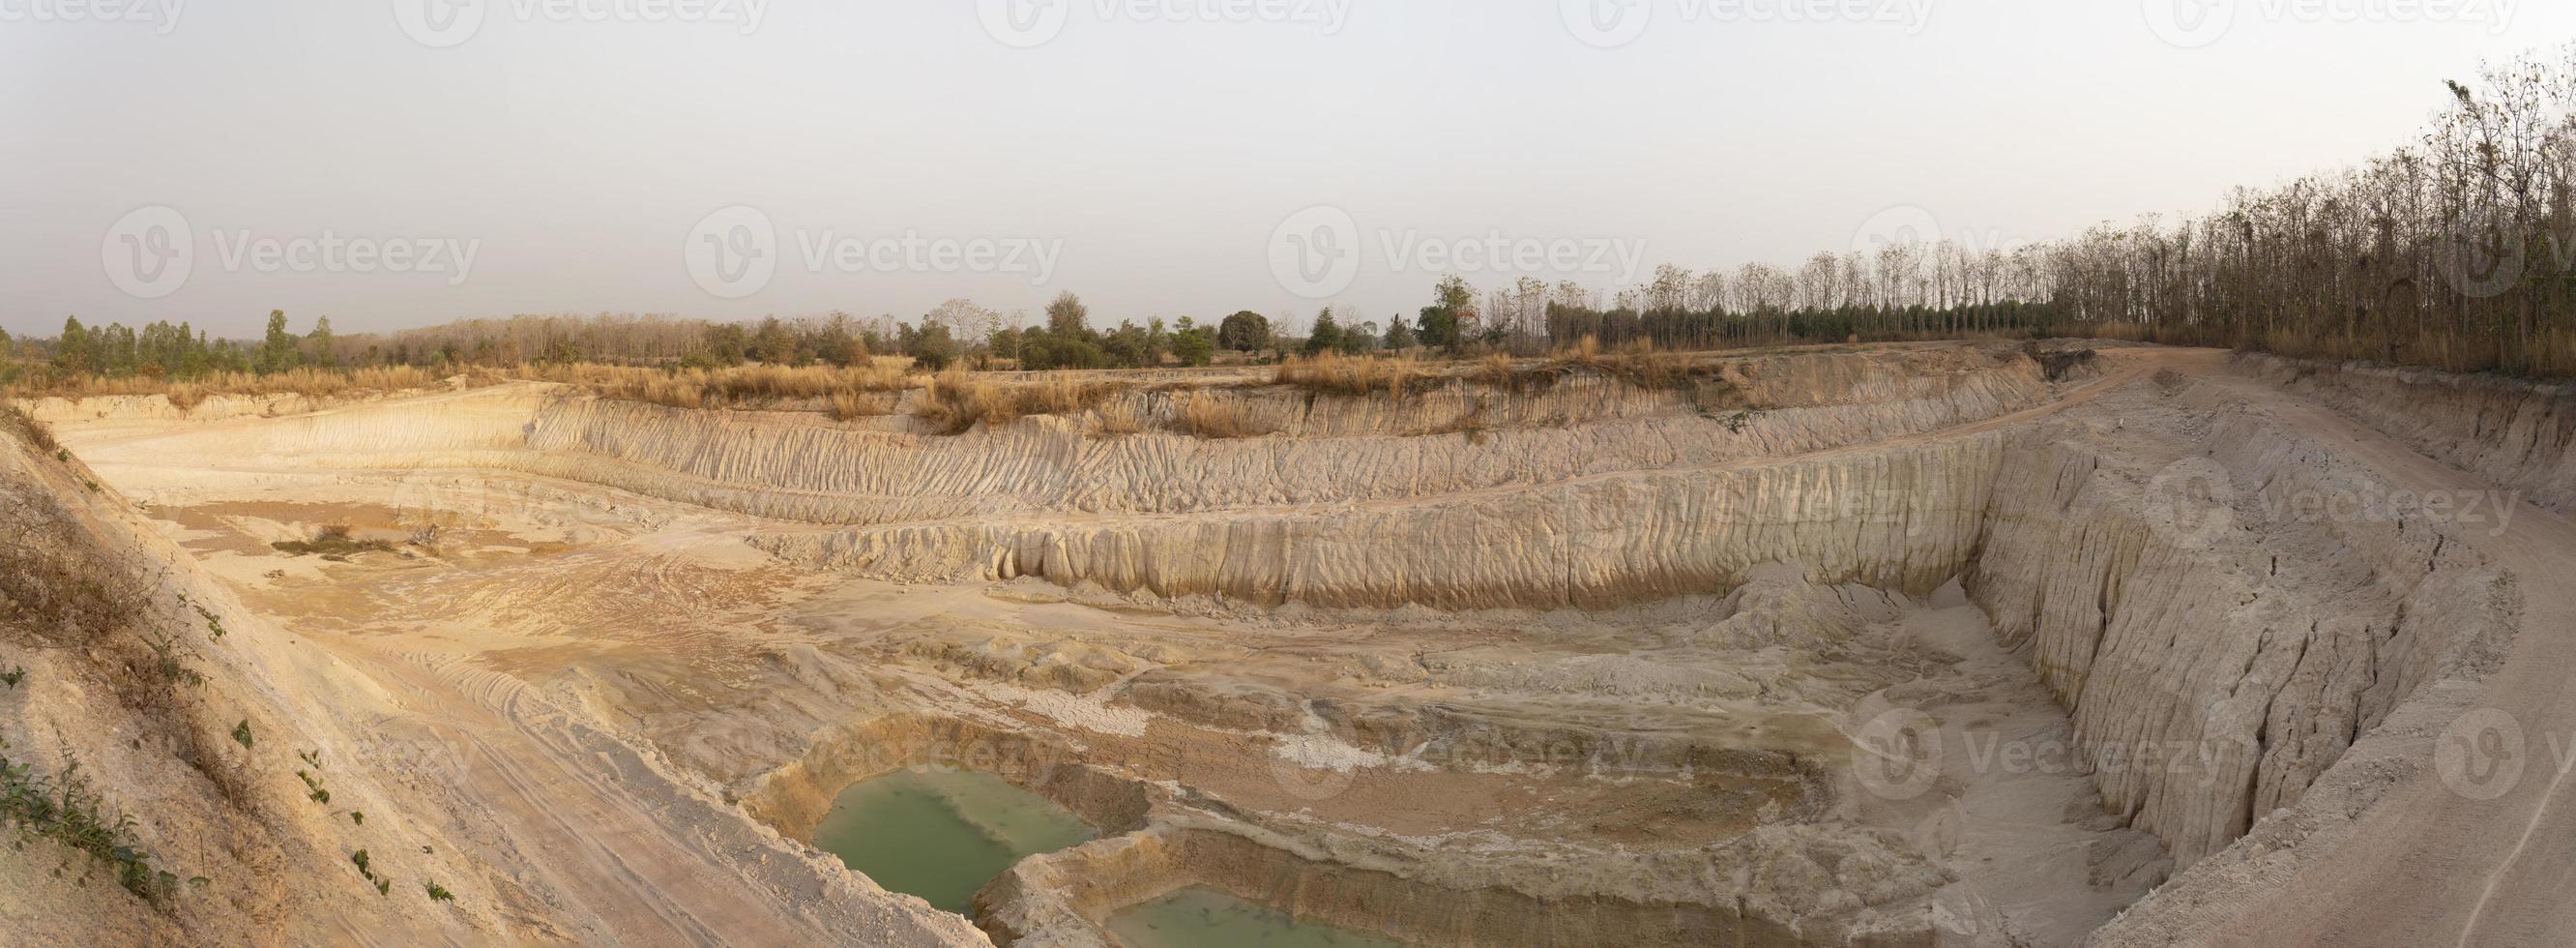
[3,340,2563,946]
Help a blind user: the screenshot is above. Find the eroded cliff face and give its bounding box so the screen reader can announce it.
[1967,388,2515,868]
[750,434,2004,609]
[42,343,2051,525]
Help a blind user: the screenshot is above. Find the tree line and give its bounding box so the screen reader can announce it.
[11,45,2574,386]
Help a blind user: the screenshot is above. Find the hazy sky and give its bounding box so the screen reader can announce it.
[3,0,2569,338]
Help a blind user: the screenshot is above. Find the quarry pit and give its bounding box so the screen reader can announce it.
[1,340,2562,947]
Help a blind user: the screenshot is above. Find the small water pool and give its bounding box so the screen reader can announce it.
[1109,888,1411,948]
[810,766,1096,913]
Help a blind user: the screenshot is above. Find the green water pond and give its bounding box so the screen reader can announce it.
[1108,887,1412,948]
[810,766,1096,914]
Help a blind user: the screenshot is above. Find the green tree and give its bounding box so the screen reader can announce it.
[1416,276,1475,351]
[1382,317,1418,351]
[1172,326,1215,367]
[1303,308,1343,356]
[1045,291,1091,337]
[701,323,750,364]
[54,316,94,374]
[751,316,802,365]
[901,322,956,370]
[256,311,303,374]
[306,316,337,369]
[1102,320,1151,368]
[1216,311,1272,352]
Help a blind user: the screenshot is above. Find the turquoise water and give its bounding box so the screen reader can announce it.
[1108,888,1412,948]
[809,767,1096,913]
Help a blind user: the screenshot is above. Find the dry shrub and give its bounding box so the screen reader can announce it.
[1089,399,1148,436]
[576,362,924,416]
[1537,337,1687,390]
[1274,351,1423,399]
[0,404,58,456]
[15,367,446,406]
[1168,391,1273,438]
[164,383,205,411]
[912,370,1121,435]
[827,390,895,422]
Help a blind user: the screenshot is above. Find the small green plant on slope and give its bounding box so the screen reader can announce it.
[0,742,180,904]
[192,604,224,639]
[138,627,205,688]
[230,721,253,750]
[295,770,330,806]
[0,667,23,690]
[424,880,454,902]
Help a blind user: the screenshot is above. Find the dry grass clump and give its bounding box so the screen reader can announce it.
[1274,351,1424,398]
[581,361,920,412]
[911,370,1123,435]
[1089,399,1148,436]
[11,367,448,406]
[1543,336,1688,390]
[0,404,58,455]
[1473,351,1523,391]
[1167,391,1274,438]
[827,390,897,422]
